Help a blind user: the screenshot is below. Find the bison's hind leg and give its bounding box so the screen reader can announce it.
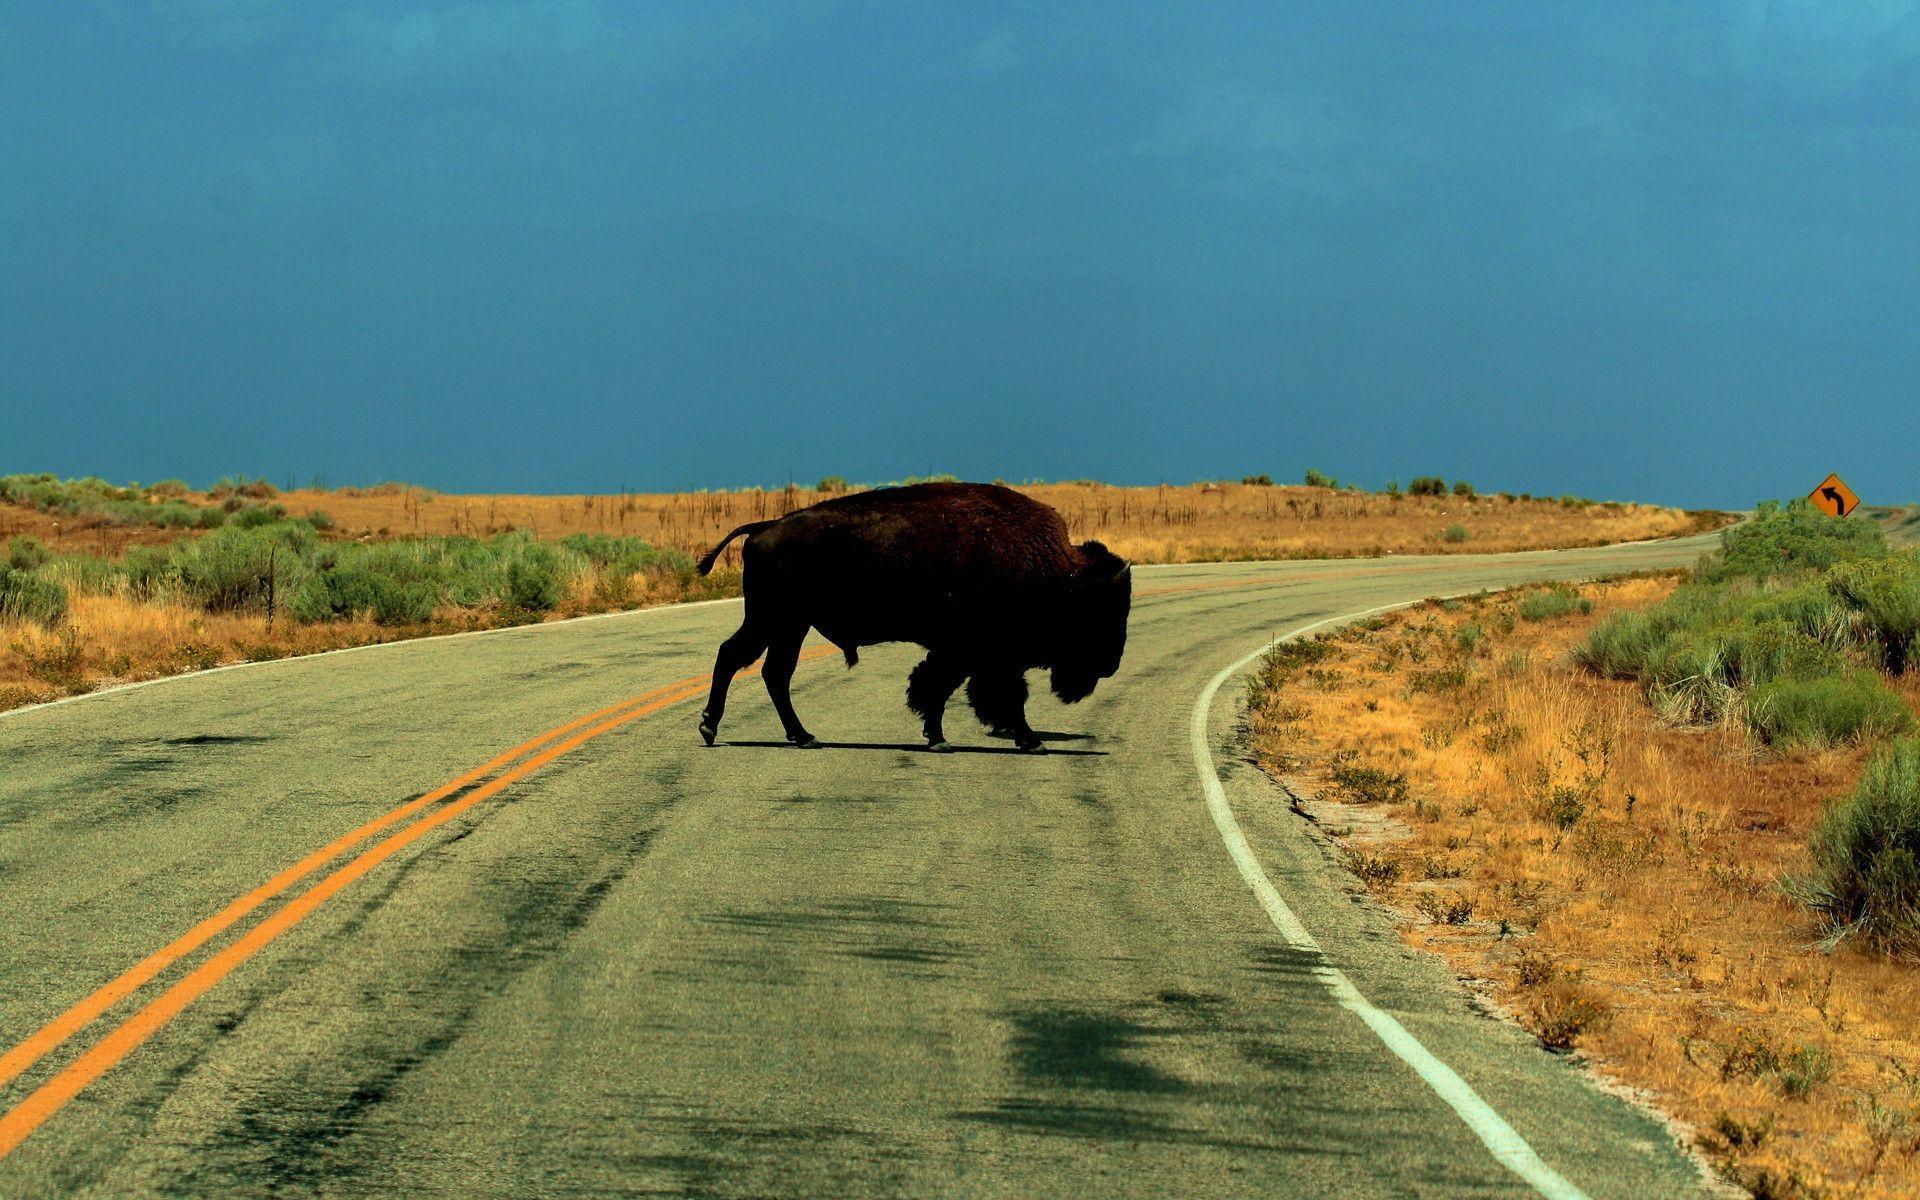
[762,625,820,748]
[702,620,771,745]
[966,669,1043,752]
[906,653,967,751]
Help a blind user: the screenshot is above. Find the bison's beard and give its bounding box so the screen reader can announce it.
[1050,666,1100,704]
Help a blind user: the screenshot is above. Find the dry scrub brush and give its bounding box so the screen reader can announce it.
[265,480,1717,568]
[0,523,734,710]
[0,471,1720,710]
[1251,579,1920,1199]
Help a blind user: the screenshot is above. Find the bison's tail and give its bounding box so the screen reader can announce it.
[695,520,777,575]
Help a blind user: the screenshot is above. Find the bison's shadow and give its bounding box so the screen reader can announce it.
[985,729,1094,744]
[715,739,1107,757]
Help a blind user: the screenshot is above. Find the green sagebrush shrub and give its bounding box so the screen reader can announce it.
[1747,671,1912,748]
[1826,555,1920,675]
[0,565,68,627]
[7,535,51,572]
[169,525,312,612]
[118,546,173,597]
[1701,498,1887,584]
[290,566,435,625]
[1577,510,1919,748]
[1518,587,1592,621]
[558,533,694,578]
[1798,739,1920,956]
[0,472,225,529]
[9,512,697,630]
[500,540,566,612]
[230,503,289,529]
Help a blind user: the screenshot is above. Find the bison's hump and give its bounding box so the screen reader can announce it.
[758,482,1079,578]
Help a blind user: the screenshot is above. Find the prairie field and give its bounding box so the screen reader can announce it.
[262,481,1716,567]
[1250,574,1920,1199]
[0,570,737,713]
[0,473,1720,711]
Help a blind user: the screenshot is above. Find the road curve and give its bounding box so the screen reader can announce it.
[0,533,1724,1199]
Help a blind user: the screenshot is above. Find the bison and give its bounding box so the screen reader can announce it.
[693,482,1131,752]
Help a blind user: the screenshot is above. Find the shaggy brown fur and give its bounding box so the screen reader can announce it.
[696,482,1131,751]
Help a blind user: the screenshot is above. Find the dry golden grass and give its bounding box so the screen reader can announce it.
[0,479,1721,712]
[0,568,735,711]
[1252,579,1920,1198]
[269,481,1720,566]
[0,500,190,557]
[0,593,389,709]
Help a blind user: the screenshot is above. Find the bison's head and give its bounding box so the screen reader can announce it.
[1050,541,1132,703]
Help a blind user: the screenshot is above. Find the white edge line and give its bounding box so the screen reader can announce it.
[1191,594,1592,1200]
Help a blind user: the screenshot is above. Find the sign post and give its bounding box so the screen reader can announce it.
[1808,473,1860,518]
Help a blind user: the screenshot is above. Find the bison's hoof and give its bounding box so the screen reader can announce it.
[791,734,822,749]
[927,739,953,753]
[1016,738,1046,753]
[698,719,717,746]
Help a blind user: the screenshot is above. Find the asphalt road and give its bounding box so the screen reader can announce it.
[0,532,1727,1199]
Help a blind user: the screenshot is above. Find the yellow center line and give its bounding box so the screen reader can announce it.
[0,643,837,1159]
[0,680,713,1159]
[0,679,694,1093]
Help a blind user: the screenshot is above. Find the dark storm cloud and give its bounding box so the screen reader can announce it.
[2,2,1914,504]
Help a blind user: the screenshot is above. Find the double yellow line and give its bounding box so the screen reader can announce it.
[0,647,836,1161]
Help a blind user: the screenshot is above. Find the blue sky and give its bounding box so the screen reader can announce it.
[2,2,1915,506]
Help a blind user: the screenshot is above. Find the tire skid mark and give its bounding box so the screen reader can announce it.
[175,820,666,1195]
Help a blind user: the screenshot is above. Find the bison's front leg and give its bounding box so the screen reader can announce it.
[966,669,1044,752]
[906,653,966,751]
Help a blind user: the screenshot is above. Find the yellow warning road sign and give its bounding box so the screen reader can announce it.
[1809,473,1860,518]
